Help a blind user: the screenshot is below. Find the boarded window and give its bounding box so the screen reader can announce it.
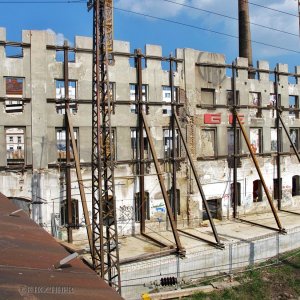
[60,199,79,228]
[130,84,147,113]
[273,178,282,200]
[201,88,215,106]
[200,128,216,157]
[289,95,299,119]
[253,180,263,202]
[292,175,300,196]
[134,192,150,222]
[56,128,79,161]
[55,80,77,114]
[271,128,282,152]
[162,86,177,115]
[290,128,299,151]
[250,128,263,154]
[226,90,239,106]
[6,127,25,165]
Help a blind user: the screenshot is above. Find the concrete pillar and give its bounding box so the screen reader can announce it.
[30,31,49,169]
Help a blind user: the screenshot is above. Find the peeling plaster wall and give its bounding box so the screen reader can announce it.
[0,28,300,236]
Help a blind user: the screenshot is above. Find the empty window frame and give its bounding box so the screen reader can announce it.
[162,86,177,115]
[230,182,241,207]
[130,84,148,113]
[253,180,263,202]
[289,95,299,119]
[271,128,282,152]
[163,128,180,158]
[292,175,300,196]
[56,127,79,161]
[227,128,241,155]
[55,80,77,114]
[130,128,149,160]
[200,128,216,157]
[5,45,23,58]
[290,128,300,152]
[134,192,150,222]
[60,199,79,228]
[55,49,75,63]
[249,92,262,117]
[250,128,263,154]
[6,127,25,164]
[226,90,239,106]
[104,128,116,161]
[201,88,215,106]
[202,199,221,220]
[269,94,280,118]
[227,128,241,168]
[5,77,24,113]
[273,178,282,200]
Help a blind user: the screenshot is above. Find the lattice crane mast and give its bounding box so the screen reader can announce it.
[87,0,121,293]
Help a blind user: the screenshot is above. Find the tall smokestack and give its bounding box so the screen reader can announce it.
[238,0,253,69]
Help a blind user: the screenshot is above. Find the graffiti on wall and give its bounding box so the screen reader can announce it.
[119,205,134,222]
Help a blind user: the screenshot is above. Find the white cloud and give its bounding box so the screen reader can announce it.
[46,29,71,46]
[249,0,299,58]
[115,0,188,18]
[115,0,299,60]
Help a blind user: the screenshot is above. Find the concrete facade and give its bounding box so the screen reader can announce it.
[1,28,300,238]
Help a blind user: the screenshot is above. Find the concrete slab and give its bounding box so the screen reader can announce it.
[70,209,300,260]
[69,210,300,299]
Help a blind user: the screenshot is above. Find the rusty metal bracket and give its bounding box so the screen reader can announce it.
[177,229,225,249]
[174,113,224,248]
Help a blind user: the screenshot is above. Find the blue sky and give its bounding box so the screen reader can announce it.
[0,0,299,71]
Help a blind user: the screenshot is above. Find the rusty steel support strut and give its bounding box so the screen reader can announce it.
[66,109,93,252]
[64,41,73,243]
[235,113,286,233]
[141,111,184,255]
[232,62,238,219]
[136,49,146,235]
[174,114,224,248]
[170,56,178,222]
[135,50,173,249]
[89,0,121,293]
[275,69,282,210]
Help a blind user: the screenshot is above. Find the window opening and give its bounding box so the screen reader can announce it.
[253,180,263,202]
[6,127,25,164]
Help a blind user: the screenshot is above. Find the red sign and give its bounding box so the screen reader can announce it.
[204,113,221,124]
[229,114,245,124]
